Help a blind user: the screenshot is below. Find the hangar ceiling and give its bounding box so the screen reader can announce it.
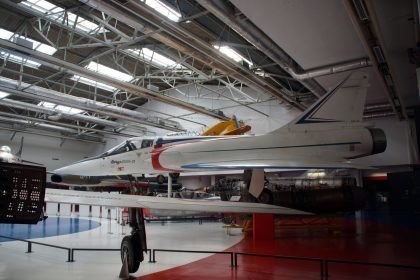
[0,0,417,144]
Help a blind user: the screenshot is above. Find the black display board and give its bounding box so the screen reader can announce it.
[0,162,46,224]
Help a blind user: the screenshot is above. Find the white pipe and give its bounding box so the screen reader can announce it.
[0,38,226,122]
[167,174,172,198]
[0,76,181,131]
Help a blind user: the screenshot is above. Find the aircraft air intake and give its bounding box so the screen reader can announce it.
[368,128,387,155]
[51,174,62,183]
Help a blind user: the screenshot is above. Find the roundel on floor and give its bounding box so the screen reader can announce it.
[0,217,101,242]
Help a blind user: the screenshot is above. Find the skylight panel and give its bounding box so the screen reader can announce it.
[0,53,41,68]
[56,105,83,114]
[0,91,10,98]
[142,0,181,22]
[0,29,14,40]
[38,101,83,114]
[213,45,253,67]
[86,62,133,82]
[126,48,185,69]
[71,75,117,92]
[20,0,107,34]
[0,28,57,69]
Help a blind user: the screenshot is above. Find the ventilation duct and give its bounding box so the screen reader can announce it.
[0,76,183,131]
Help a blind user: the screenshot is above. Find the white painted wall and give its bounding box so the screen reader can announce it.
[141,85,301,135]
[0,130,105,171]
[0,84,413,183]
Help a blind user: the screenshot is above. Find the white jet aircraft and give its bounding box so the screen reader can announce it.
[0,137,40,165]
[46,71,386,273]
[52,71,386,188]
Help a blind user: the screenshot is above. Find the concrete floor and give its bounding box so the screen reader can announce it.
[0,216,243,280]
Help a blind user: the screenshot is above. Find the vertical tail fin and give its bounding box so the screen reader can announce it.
[15,137,24,157]
[272,71,369,133]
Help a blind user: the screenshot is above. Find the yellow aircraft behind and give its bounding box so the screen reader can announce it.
[200,115,251,136]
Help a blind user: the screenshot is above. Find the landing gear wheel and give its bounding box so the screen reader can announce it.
[258,188,273,204]
[169,172,180,181]
[121,235,141,273]
[156,174,165,184]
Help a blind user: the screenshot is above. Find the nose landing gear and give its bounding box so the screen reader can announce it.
[120,208,147,273]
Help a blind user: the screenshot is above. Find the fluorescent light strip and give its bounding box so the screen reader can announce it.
[86,62,133,82]
[213,45,253,67]
[71,75,117,92]
[38,101,83,114]
[126,47,185,69]
[142,0,181,22]
[0,91,10,98]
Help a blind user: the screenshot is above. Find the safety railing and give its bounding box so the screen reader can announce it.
[2,234,420,278]
[0,234,72,262]
[150,248,234,266]
[145,216,219,225]
[0,234,151,263]
[234,252,324,277]
[150,249,420,278]
[71,248,152,262]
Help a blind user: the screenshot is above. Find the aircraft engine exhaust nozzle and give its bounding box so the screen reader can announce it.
[368,128,387,155]
[51,174,63,183]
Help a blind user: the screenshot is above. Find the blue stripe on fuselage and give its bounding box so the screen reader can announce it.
[182,141,361,154]
[295,78,347,124]
[181,164,342,169]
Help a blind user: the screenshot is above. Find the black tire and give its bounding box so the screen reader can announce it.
[169,173,180,180]
[258,188,274,204]
[121,235,141,273]
[156,174,166,184]
[220,193,229,201]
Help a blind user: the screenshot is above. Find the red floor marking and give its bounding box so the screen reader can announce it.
[139,217,420,280]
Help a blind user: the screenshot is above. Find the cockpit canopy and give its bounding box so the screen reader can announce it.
[0,146,12,153]
[102,138,154,157]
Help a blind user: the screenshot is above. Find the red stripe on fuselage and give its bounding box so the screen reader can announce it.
[151,146,180,172]
[151,136,238,172]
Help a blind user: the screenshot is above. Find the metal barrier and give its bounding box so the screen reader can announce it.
[2,234,420,277]
[145,216,219,225]
[234,252,325,277]
[71,248,152,262]
[70,248,120,262]
[0,234,72,262]
[151,249,234,267]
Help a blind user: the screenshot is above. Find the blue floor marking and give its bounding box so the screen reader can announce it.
[0,217,101,242]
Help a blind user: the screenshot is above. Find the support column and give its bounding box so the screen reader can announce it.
[57,203,61,216]
[168,174,173,198]
[74,204,80,218]
[253,213,275,241]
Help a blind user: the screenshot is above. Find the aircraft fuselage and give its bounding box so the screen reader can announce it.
[52,125,385,180]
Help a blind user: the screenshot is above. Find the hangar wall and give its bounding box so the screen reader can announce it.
[140,85,301,135]
[0,86,415,173]
[0,130,104,170]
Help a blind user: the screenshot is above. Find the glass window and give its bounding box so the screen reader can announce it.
[104,141,132,156]
[141,139,154,149]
